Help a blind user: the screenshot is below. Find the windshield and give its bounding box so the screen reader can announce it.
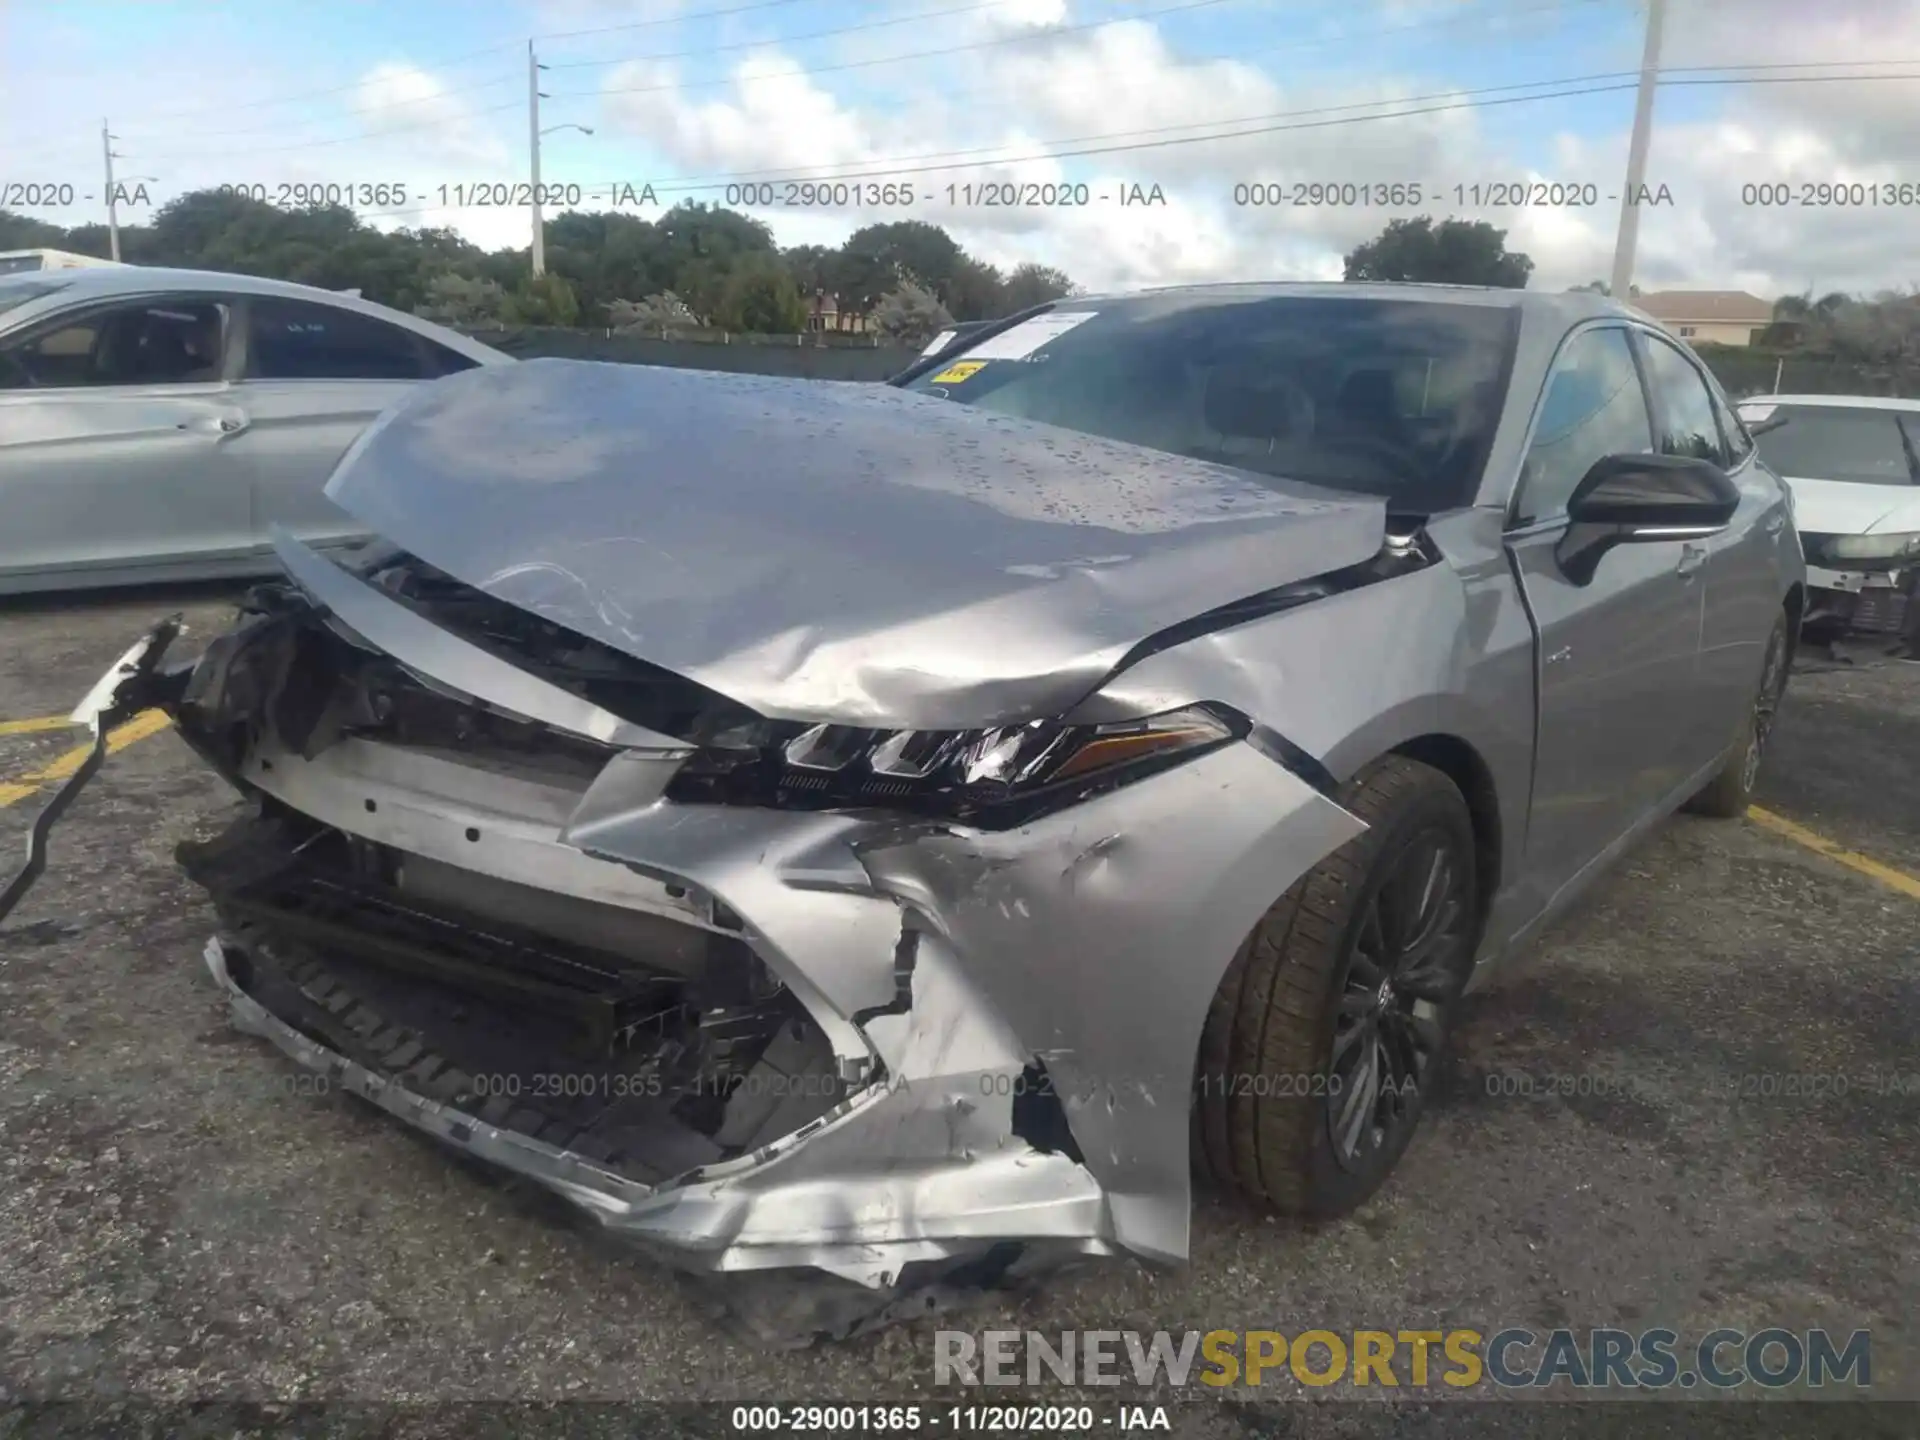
[1748,404,1920,487]
[900,294,1519,515]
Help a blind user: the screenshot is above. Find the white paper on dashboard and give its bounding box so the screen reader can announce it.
[1737,402,1777,422]
[920,330,956,356]
[963,311,1096,360]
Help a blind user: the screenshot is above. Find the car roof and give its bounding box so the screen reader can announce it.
[2,264,376,303]
[0,265,507,362]
[1055,280,1639,325]
[1739,393,1920,413]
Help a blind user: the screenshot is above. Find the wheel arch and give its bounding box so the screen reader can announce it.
[1381,733,1503,937]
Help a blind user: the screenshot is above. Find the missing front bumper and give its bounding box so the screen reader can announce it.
[12,568,1370,1333]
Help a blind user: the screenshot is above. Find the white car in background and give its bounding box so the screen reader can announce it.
[0,267,509,596]
[1736,394,1920,640]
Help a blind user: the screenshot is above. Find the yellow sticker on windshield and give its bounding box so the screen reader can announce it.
[930,360,988,384]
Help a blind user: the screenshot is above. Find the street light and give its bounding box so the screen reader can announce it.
[541,123,593,138]
[99,123,159,262]
[524,45,600,276]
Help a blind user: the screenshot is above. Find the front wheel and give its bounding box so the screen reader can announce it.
[1686,612,1792,819]
[1194,756,1479,1219]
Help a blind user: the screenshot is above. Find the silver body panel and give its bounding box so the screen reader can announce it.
[27,283,1805,1318]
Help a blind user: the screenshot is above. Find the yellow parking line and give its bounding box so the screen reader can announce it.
[1747,805,1920,903]
[0,715,78,737]
[0,710,174,809]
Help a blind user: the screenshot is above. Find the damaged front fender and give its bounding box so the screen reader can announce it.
[564,740,1364,1267]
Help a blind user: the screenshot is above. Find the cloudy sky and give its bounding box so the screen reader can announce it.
[7,0,1919,298]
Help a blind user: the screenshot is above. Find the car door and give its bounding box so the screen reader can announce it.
[1503,323,1706,907]
[228,295,479,550]
[1642,334,1791,752]
[0,293,255,582]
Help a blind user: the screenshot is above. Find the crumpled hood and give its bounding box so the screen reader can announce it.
[323,359,1387,729]
[1783,474,1920,538]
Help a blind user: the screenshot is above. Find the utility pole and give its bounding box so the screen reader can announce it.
[528,41,545,277]
[102,120,121,263]
[1608,0,1668,302]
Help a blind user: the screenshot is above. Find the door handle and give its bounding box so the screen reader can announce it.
[1676,542,1708,577]
[1763,513,1786,535]
[177,411,250,437]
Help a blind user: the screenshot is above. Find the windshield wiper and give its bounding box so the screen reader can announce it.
[1897,416,1920,485]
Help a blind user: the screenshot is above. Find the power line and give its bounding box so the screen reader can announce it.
[110,75,523,148]
[565,61,1920,198]
[81,0,1248,160]
[317,64,1920,225]
[550,0,1249,100]
[11,0,832,140]
[538,0,821,42]
[19,0,1594,165]
[130,99,529,162]
[583,0,1624,188]
[0,0,1507,168]
[544,0,1046,70]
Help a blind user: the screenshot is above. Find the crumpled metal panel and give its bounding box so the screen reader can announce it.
[562,740,1365,1265]
[320,359,1386,729]
[268,526,691,754]
[1063,510,1539,986]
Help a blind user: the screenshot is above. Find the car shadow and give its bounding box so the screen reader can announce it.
[0,578,252,618]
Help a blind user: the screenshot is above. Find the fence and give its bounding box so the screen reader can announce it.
[462,328,1920,400]
[1694,347,1920,399]
[462,327,921,381]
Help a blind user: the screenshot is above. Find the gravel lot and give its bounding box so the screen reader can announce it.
[1,584,1916,1438]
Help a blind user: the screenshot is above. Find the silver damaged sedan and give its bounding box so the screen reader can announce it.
[2,283,1806,1342]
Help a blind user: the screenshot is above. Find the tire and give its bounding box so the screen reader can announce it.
[1685,612,1793,820]
[1194,755,1478,1220]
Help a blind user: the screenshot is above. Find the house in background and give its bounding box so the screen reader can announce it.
[1630,290,1775,347]
[808,290,868,335]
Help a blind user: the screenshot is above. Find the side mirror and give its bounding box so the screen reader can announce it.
[1556,453,1740,585]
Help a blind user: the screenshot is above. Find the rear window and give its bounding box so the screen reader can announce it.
[900,294,1519,515]
[1746,404,1919,487]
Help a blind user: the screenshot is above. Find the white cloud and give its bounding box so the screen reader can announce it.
[576,0,1920,297]
[10,0,1918,297]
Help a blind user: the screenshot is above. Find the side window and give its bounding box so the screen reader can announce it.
[1515,327,1653,524]
[424,340,479,377]
[1707,384,1753,466]
[1641,335,1730,466]
[0,298,228,389]
[247,298,434,381]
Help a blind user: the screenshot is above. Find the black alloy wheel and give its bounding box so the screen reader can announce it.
[1194,755,1479,1219]
[1327,822,1472,1170]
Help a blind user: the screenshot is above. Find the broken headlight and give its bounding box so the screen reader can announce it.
[668,704,1247,825]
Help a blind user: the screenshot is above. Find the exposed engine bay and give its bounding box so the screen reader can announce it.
[173,567,860,1183]
[2,528,1371,1344]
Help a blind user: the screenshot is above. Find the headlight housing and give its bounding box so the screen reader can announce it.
[666,704,1247,827]
[1803,530,1920,571]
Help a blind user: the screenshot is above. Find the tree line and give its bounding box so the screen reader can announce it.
[0,191,1080,342]
[10,194,1908,370]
